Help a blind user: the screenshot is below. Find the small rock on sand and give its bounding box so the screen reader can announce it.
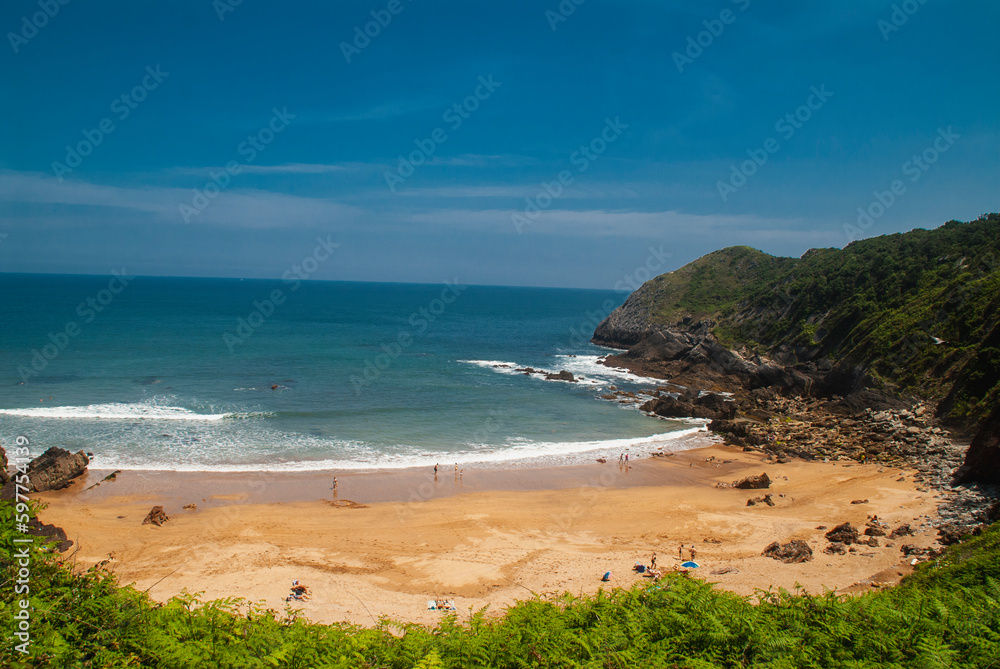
[746,493,775,507]
[733,472,771,489]
[142,506,170,526]
[825,522,859,545]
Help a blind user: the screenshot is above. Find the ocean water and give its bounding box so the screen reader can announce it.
[0,274,706,471]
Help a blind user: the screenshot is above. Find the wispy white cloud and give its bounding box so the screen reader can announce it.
[169,163,350,177]
[239,163,348,174]
[0,169,845,250]
[407,205,844,246]
[0,170,364,229]
[428,154,534,167]
[397,182,641,199]
[323,98,447,122]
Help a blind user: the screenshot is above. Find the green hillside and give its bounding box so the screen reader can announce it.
[616,214,1000,426]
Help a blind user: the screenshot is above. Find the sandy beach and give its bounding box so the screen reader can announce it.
[35,444,943,627]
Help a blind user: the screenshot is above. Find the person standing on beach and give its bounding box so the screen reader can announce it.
[434,463,438,476]
[690,546,697,561]
[332,477,338,497]
[619,453,624,465]
[679,544,683,559]
[651,552,657,569]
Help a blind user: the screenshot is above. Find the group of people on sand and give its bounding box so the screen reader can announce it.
[433,463,463,480]
[634,552,663,580]
[632,545,699,580]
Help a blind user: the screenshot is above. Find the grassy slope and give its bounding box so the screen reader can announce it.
[3,501,1000,668]
[631,215,1000,426]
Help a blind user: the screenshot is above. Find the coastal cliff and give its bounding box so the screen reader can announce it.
[595,214,1000,484]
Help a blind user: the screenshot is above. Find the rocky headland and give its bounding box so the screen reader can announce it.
[593,215,1000,549]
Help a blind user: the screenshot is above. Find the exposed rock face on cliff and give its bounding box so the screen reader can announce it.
[25,447,89,492]
[639,388,736,420]
[598,317,867,401]
[955,404,1000,485]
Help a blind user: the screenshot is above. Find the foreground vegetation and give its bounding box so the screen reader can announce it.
[3,501,1000,668]
[630,214,1000,427]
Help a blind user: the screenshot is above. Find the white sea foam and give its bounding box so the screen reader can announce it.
[459,355,652,388]
[83,424,715,472]
[0,403,232,421]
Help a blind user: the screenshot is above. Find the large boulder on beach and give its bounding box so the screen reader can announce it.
[732,472,771,489]
[953,404,1000,485]
[762,540,813,563]
[25,447,89,492]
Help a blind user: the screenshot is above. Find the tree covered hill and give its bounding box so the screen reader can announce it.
[593,214,1000,428]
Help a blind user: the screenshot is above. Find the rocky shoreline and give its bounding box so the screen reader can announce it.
[596,370,999,554]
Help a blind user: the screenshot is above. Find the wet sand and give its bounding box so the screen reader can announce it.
[36,444,942,627]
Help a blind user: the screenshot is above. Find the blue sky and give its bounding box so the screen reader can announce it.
[1,0,997,288]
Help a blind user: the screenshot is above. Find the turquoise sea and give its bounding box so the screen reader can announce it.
[0,273,707,471]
